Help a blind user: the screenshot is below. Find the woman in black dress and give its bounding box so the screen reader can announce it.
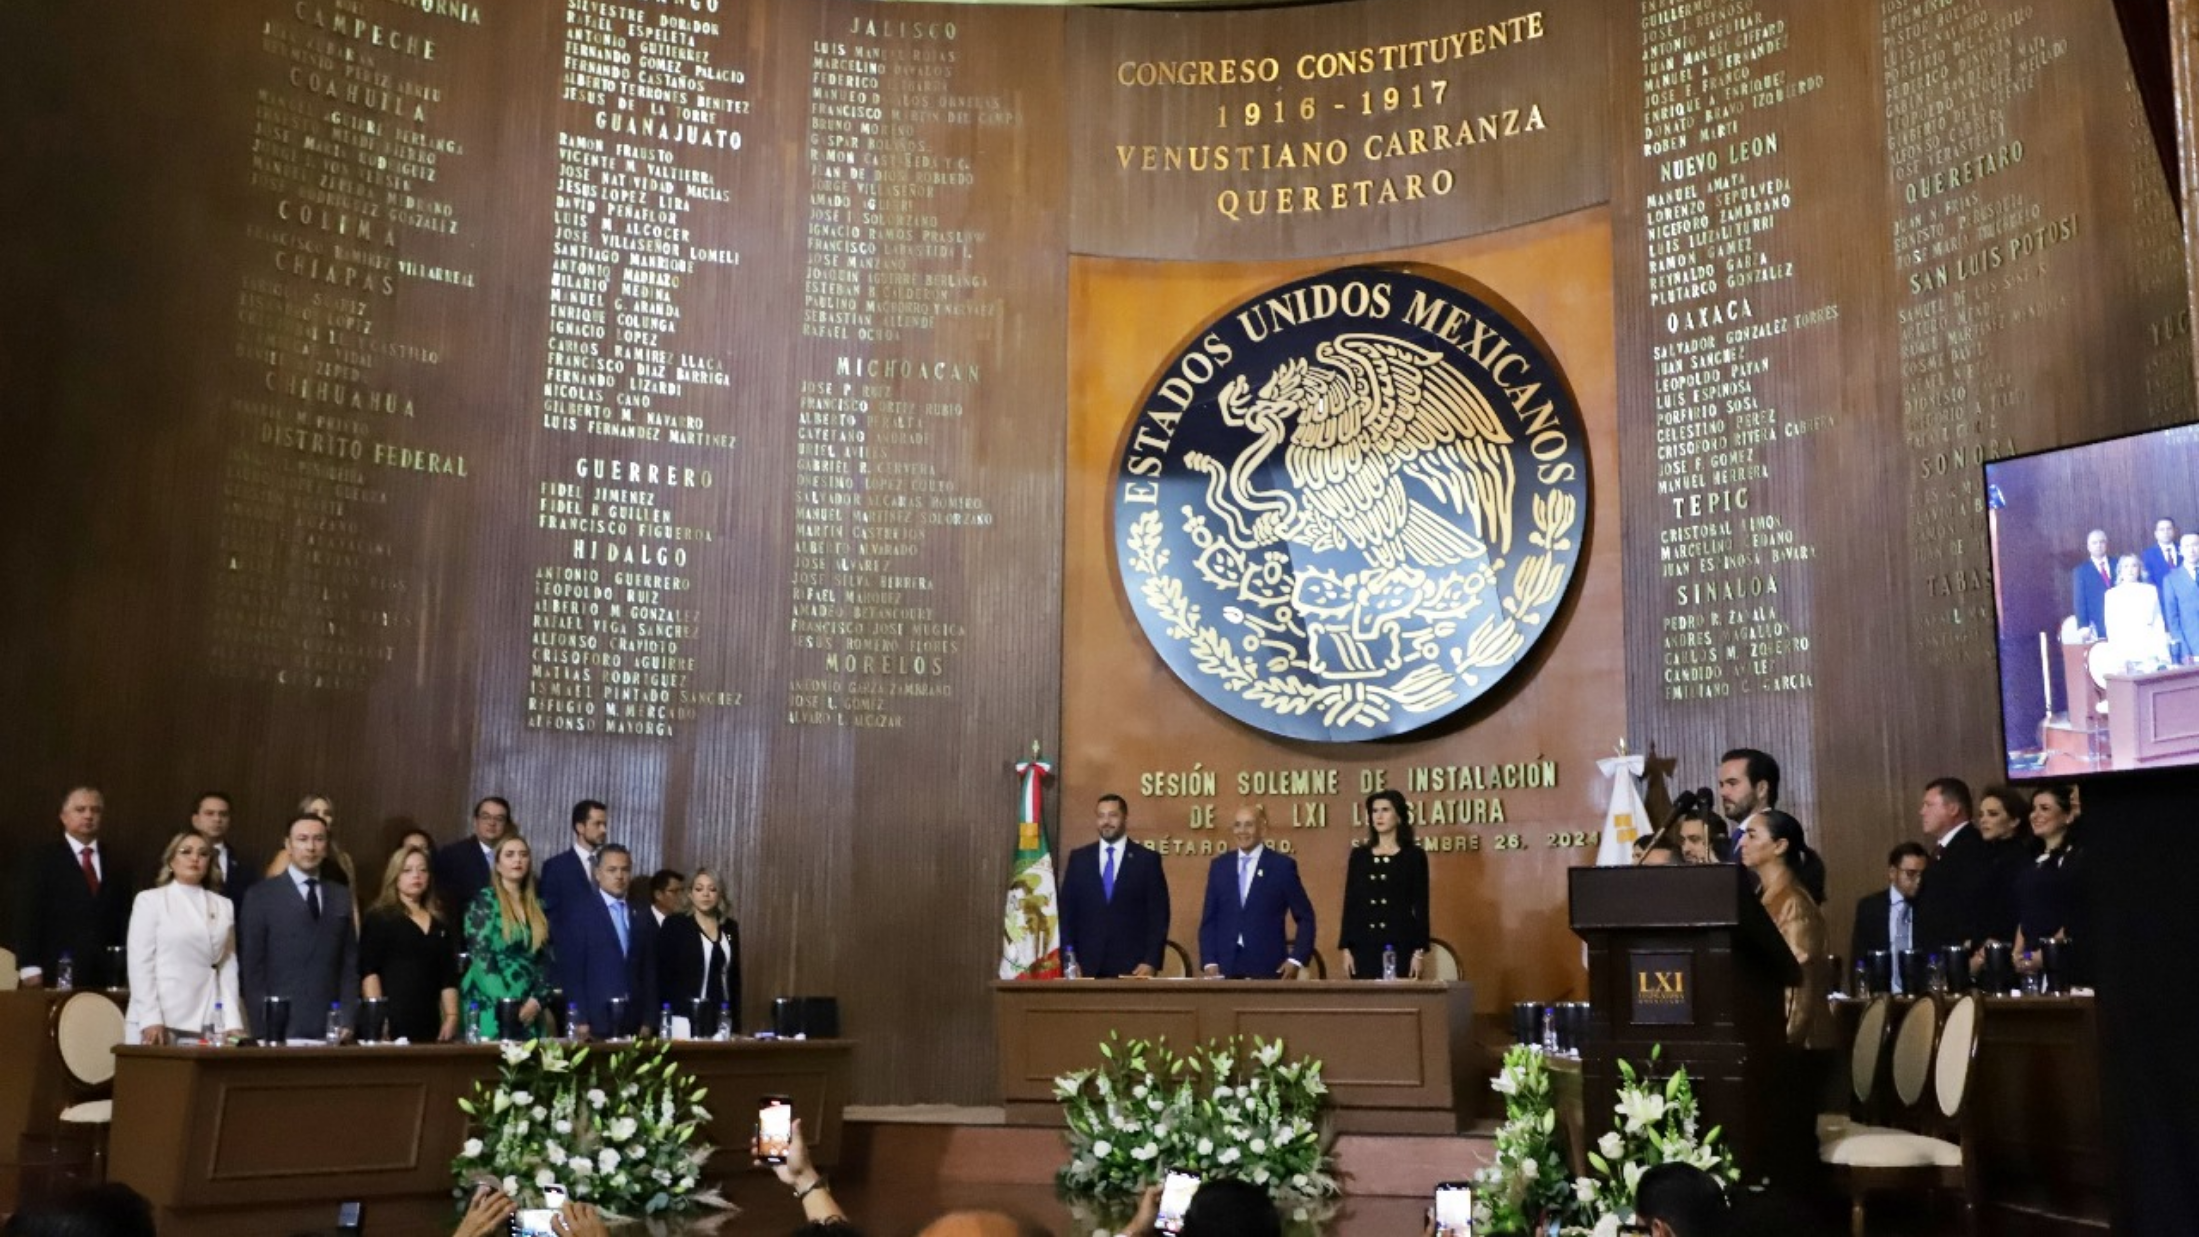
[1338,789,1430,980]
[2014,785,2084,976]
[359,846,460,1042]
[656,867,741,1036]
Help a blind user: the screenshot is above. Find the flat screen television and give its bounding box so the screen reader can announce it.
[1984,421,2199,780]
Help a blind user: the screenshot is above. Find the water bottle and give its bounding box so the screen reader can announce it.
[1851,959,1869,999]
[54,952,74,991]
[660,1002,674,1039]
[715,1001,733,1041]
[565,1002,582,1043]
[1381,944,1398,981]
[324,1002,344,1045]
[1062,948,1081,980]
[1540,1005,1558,1054]
[464,1001,482,1045]
[201,1002,222,1047]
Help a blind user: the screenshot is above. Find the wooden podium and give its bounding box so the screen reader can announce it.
[1568,865,1805,1187]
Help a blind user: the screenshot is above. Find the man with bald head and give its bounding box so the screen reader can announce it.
[1198,805,1315,979]
[13,787,133,988]
[2071,528,2113,638]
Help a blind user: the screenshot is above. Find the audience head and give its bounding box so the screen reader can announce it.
[1634,1161,1731,1237]
[396,825,436,856]
[1179,1178,1282,1237]
[2117,554,2143,585]
[1974,786,2030,843]
[913,1211,1050,1237]
[1363,788,1415,848]
[375,843,437,915]
[1230,805,1269,853]
[1715,750,1778,820]
[297,792,336,833]
[2156,516,2179,547]
[650,868,687,915]
[1,1183,156,1237]
[284,812,330,874]
[489,835,548,948]
[189,792,233,841]
[2182,532,2199,568]
[471,796,513,847]
[687,868,721,917]
[492,834,533,889]
[1640,839,1683,866]
[59,786,104,844]
[1672,808,1727,865]
[1886,841,1929,900]
[155,831,216,890]
[1918,777,1972,837]
[594,843,633,896]
[2085,528,2108,560]
[1738,809,1825,902]
[571,798,609,848]
[2029,785,2077,847]
[1095,793,1129,842]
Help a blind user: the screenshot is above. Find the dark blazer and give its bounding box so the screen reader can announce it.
[210,842,256,904]
[1058,839,1170,977]
[1916,825,1999,952]
[2071,558,2112,635]
[655,912,741,1029]
[2162,566,2199,662]
[1338,845,1430,976]
[433,838,493,925]
[2148,543,2183,589]
[11,838,133,986]
[559,891,657,1037]
[239,869,360,1039]
[1198,847,1316,978]
[538,847,593,923]
[1849,889,1894,962]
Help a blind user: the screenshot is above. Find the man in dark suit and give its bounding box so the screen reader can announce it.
[1850,842,1930,992]
[560,843,656,1038]
[240,813,359,1039]
[2161,534,2199,664]
[1198,806,1315,979]
[2146,518,2182,591]
[1913,778,1999,954]
[539,799,609,925]
[1058,794,1171,978]
[12,787,132,988]
[2070,529,2112,638]
[433,796,511,921]
[190,791,255,902]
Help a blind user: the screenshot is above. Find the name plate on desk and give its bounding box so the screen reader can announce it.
[1628,951,1694,1025]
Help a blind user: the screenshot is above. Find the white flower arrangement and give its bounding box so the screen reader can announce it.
[1472,1045,1576,1234]
[1054,1034,1339,1206]
[452,1038,725,1218]
[1565,1046,1738,1234]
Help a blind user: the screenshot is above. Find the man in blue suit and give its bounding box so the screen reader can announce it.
[2160,533,2199,665]
[1199,805,1315,979]
[433,797,510,921]
[2146,518,2183,593]
[560,843,656,1039]
[1058,794,1170,978]
[538,799,609,924]
[2069,528,2112,638]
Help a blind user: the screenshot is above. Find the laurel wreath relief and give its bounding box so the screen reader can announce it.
[1127,485,1578,730]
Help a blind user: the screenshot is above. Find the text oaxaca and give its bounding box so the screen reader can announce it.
[1113,265,1590,743]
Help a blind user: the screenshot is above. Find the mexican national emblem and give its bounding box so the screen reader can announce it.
[1113,265,1590,742]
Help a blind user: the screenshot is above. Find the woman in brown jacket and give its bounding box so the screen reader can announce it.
[1737,809,1837,1050]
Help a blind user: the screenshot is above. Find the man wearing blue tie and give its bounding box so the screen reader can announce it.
[1058,794,1171,978]
[560,844,657,1039]
[1199,805,1316,979]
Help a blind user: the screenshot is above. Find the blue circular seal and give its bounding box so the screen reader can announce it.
[1112,265,1591,742]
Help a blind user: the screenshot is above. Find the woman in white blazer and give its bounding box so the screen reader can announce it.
[126,831,245,1044]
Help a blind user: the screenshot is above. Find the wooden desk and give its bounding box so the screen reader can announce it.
[2105,663,2199,768]
[109,1039,854,1237]
[0,988,126,1211]
[992,979,1475,1134]
[1834,995,2105,1236]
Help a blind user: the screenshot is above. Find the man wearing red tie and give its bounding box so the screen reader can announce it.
[11,787,132,988]
[2069,529,2112,639]
[2146,518,2183,590]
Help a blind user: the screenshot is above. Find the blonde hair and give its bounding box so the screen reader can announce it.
[491,835,550,950]
[156,831,219,891]
[370,845,440,921]
[688,867,723,921]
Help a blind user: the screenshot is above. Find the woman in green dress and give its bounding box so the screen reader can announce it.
[461,834,555,1039]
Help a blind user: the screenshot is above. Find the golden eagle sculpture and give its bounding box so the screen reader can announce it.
[1191,332,1516,568]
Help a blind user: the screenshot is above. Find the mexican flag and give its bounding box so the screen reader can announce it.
[1000,750,1063,980]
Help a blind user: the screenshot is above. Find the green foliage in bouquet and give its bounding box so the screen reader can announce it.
[1472,1044,1577,1233]
[1054,1034,1340,1202]
[452,1038,726,1218]
[1565,1046,1738,1237]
